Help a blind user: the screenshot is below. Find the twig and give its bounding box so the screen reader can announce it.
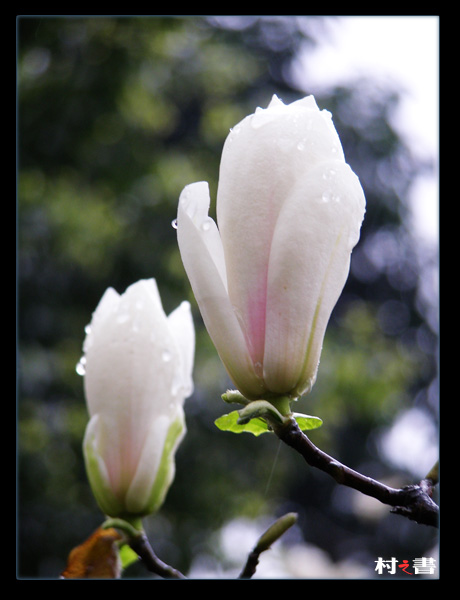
[273,416,439,528]
[102,518,187,579]
[128,531,187,579]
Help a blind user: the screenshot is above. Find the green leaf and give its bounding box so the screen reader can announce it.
[214,411,271,436]
[119,543,139,570]
[215,409,323,436]
[293,413,323,431]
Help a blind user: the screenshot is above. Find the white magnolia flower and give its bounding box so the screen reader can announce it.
[177,95,365,401]
[81,279,195,517]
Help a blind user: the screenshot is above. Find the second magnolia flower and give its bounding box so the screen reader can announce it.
[177,95,366,401]
[82,279,195,518]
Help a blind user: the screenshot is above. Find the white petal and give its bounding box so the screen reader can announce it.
[216,100,346,371]
[167,300,195,398]
[267,94,284,108]
[179,182,228,289]
[264,160,365,395]
[83,414,124,516]
[124,414,169,514]
[125,410,186,515]
[177,182,264,399]
[83,287,119,354]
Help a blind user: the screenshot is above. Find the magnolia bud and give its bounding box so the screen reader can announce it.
[177,95,365,401]
[81,279,195,518]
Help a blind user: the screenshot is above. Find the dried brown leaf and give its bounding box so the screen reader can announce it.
[61,527,122,579]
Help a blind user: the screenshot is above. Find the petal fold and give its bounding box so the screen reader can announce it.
[177,182,263,398]
[264,160,365,395]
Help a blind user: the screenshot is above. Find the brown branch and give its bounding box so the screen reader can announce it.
[273,416,439,528]
[128,532,187,579]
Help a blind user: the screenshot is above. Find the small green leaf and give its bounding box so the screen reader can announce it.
[119,543,138,570]
[293,413,323,431]
[215,408,323,436]
[214,411,271,436]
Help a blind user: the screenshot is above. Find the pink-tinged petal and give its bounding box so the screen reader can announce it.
[177,182,264,399]
[125,413,182,515]
[82,278,194,516]
[216,95,345,373]
[263,160,366,396]
[83,414,125,517]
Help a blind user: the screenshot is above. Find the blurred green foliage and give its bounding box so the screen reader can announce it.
[18,16,438,579]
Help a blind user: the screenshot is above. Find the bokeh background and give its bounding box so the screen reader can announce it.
[17,15,439,579]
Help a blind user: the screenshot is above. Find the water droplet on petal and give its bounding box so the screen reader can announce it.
[162,349,172,362]
[201,219,212,232]
[171,219,178,229]
[322,169,336,180]
[76,356,86,376]
[84,324,92,334]
[320,190,341,204]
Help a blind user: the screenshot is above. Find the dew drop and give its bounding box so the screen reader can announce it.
[201,219,212,232]
[322,169,336,180]
[76,356,86,376]
[171,219,178,229]
[297,140,306,151]
[84,324,92,335]
[180,192,191,210]
[321,190,341,203]
[162,349,172,362]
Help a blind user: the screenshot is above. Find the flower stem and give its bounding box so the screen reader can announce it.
[268,395,292,417]
[127,531,187,579]
[102,517,187,579]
